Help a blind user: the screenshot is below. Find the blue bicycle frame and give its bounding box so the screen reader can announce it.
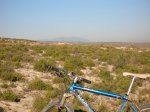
[70,83,138,112]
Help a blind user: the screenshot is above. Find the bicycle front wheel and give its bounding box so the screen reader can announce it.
[42,100,74,112]
[139,103,150,112]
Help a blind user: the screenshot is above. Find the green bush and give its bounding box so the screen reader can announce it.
[97,104,108,112]
[0,61,22,80]
[32,88,62,112]
[45,88,62,99]
[83,93,90,101]
[140,66,150,74]
[0,91,3,100]
[64,57,84,71]
[83,58,95,67]
[0,53,5,60]
[1,90,20,102]
[0,83,16,88]
[0,44,31,63]
[34,59,56,72]
[11,50,33,63]
[114,53,128,69]
[91,73,135,94]
[73,99,84,111]
[28,78,53,90]
[114,75,131,93]
[34,60,47,71]
[0,72,22,82]
[1,83,9,88]
[43,45,71,61]
[32,95,47,112]
[32,46,44,53]
[53,77,64,84]
[124,64,139,73]
[0,60,21,69]
[73,69,84,76]
[98,68,113,80]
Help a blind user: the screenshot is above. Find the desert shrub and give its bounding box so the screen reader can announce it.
[1,83,9,88]
[97,104,108,112]
[91,80,115,92]
[32,45,44,53]
[0,53,5,60]
[9,82,16,88]
[34,60,47,71]
[83,93,90,101]
[98,68,113,80]
[12,51,33,63]
[91,73,139,94]
[1,90,20,102]
[139,88,150,96]
[140,66,150,74]
[12,54,23,62]
[34,59,56,72]
[0,72,22,82]
[43,45,72,61]
[32,95,47,112]
[74,69,84,76]
[0,44,32,70]
[137,52,150,65]
[73,99,84,111]
[0,60,21,69]
[28,78,53,90]
[13,44,28,52]
[32,88,62,112]
[64,57,84,70]
[123,64,139,73]
[13,61,22,68]
[114,52,128,69]
[45,88,62,99]
[0,65,23,81]
[0,91,2,100]
[63,57,84,76]
[0,83,16,88]
[22,54,33,62]
[53,77,64,84]
[83,58,95,67]
[114,75,131,93]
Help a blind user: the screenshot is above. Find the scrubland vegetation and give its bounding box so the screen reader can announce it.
[0,38,150,112]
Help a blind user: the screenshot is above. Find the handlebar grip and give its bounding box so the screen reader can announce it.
[81,78,91,84]
[45,64,68,77]
[45,64,59,72]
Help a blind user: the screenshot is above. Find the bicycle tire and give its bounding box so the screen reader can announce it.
[139,103,150,112]
[41,100,74,112]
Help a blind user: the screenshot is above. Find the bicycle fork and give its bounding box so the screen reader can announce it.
[59,93,72,108]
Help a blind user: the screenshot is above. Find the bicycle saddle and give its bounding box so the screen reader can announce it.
[123,72,150,79]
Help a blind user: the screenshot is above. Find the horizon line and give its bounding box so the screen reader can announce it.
[0,36,150,43]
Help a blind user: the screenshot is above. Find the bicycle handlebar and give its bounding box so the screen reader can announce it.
[45,64,91,84]
[45,64,67,77]
[69,72,91,84]
[80,77,91,84]
[46,65,60,72]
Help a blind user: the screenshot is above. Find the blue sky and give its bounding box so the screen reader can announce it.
[0,0,150,42]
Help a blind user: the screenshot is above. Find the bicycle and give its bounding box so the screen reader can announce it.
[42,65,150,112]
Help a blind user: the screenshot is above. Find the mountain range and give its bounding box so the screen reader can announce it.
[41,37,90,42]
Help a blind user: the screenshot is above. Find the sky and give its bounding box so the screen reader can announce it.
[0,0,150,42]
